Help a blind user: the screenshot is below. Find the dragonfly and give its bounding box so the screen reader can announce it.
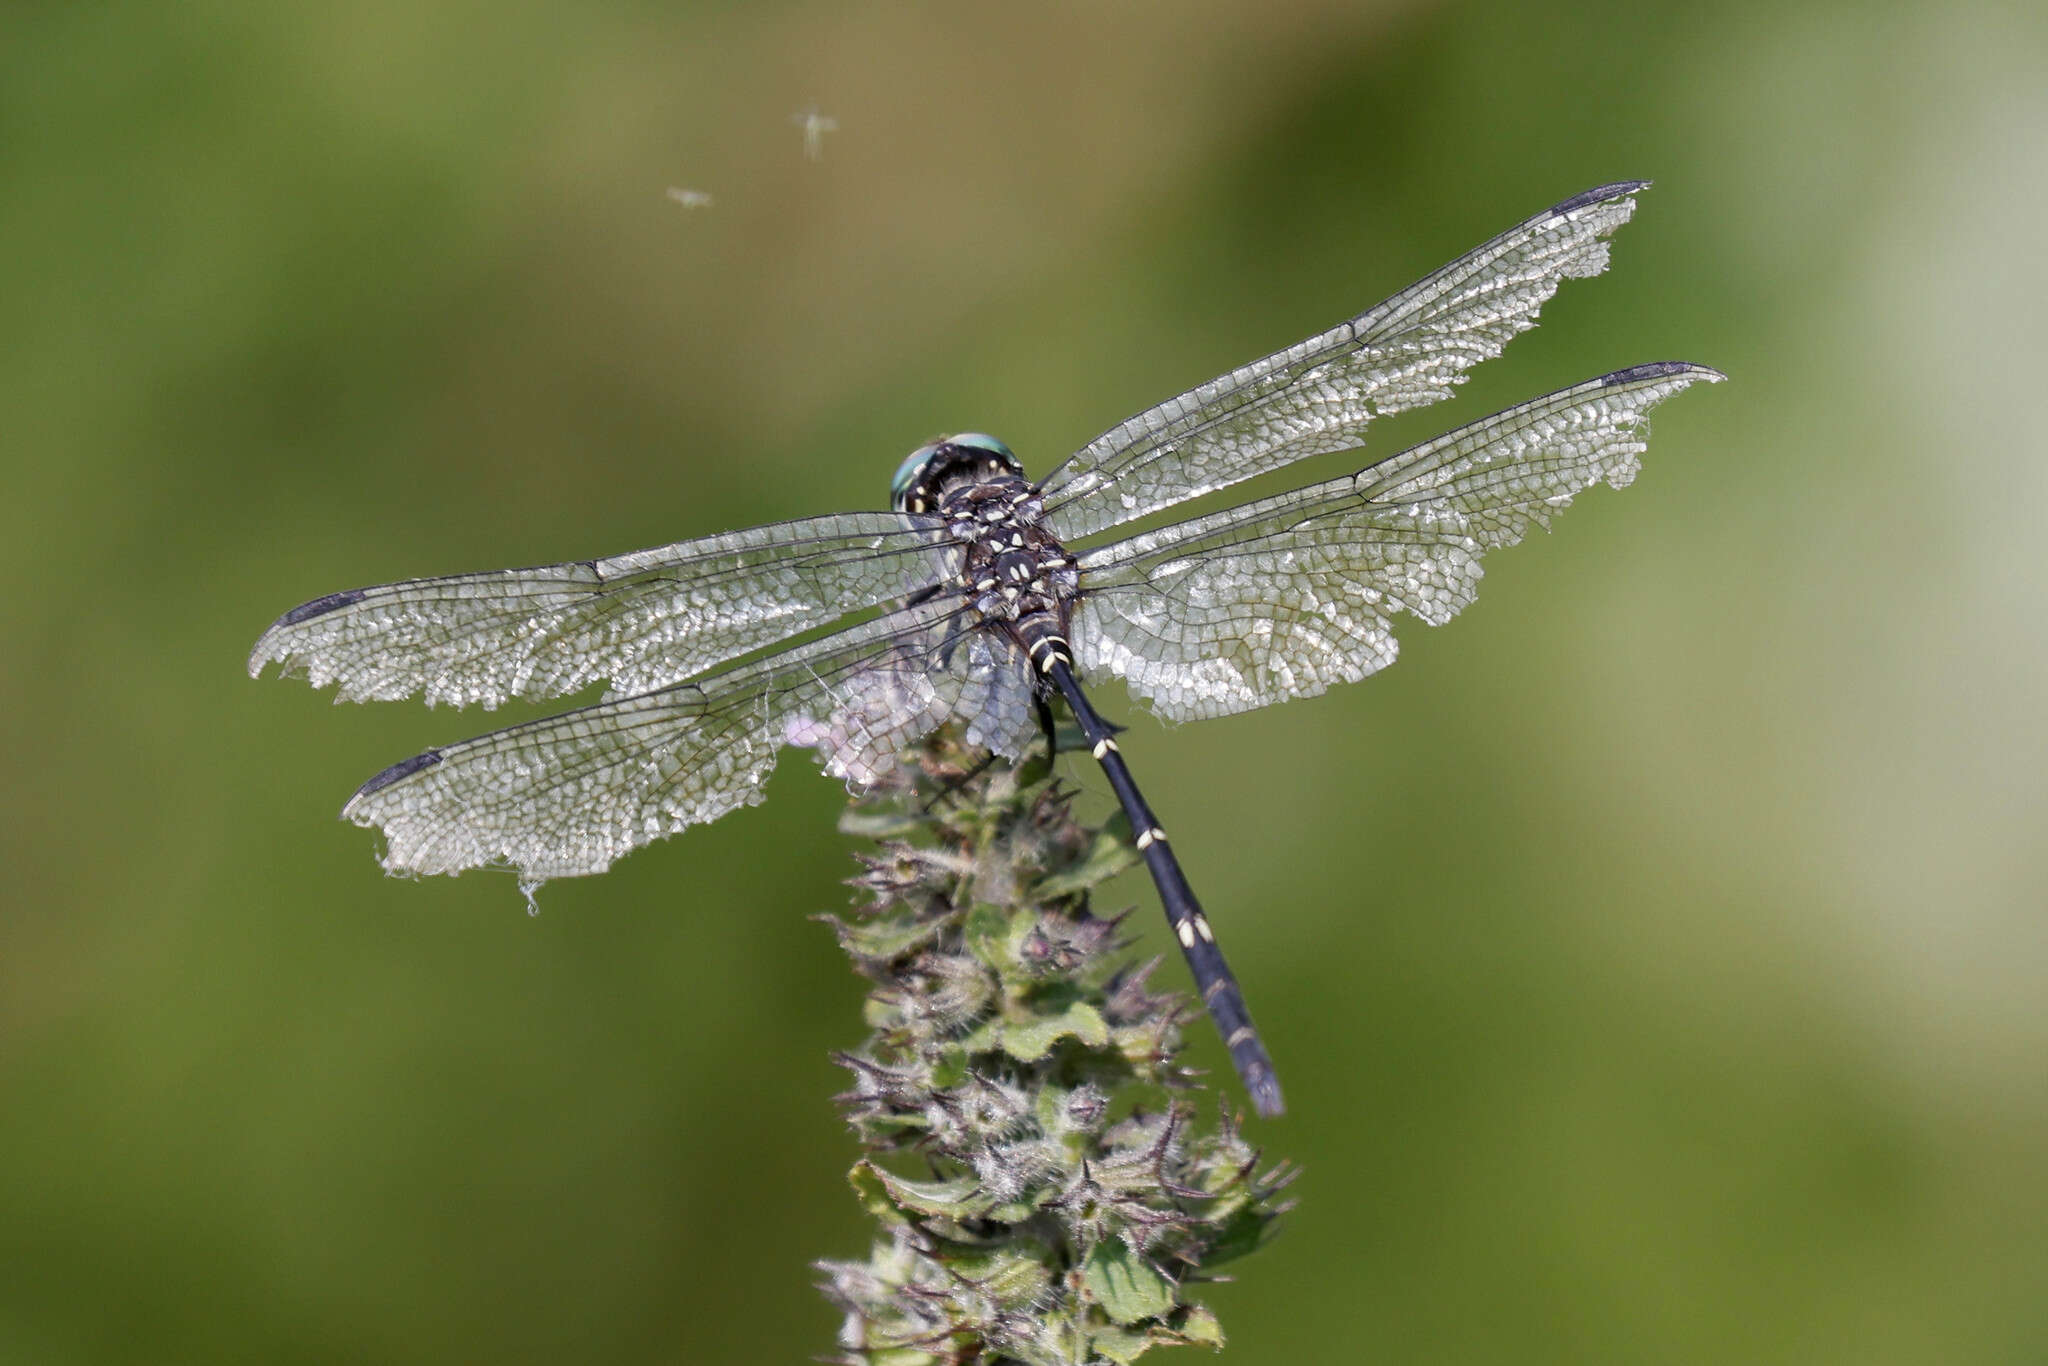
[250,181,1721,1118]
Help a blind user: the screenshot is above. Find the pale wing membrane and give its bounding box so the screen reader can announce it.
[342,596,1046,881]
[1039,182,1647,543]
[786,621,1041,784]
[1072,363,1723,722]
[248,512,949,708]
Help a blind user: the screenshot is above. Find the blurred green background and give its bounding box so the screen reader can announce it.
[6,0,2046,1361]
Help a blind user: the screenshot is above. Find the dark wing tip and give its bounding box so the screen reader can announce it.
[250,588,373,677]
[1601,360,1728,385]
[346,749,442,811]
[277,588,370,628]
[1550,180,1651,216]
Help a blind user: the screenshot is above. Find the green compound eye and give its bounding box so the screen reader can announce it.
[889,441,944,509]
[889,434,1021,510]
[947,433,1016,463]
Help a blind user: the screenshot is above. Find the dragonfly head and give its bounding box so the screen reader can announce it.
[890,433,1023,514]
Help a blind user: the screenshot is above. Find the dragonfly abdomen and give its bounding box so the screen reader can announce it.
[1041,655,1285,1118]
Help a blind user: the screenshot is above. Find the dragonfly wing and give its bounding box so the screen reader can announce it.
[342,595,1010,881]
[944,628,1042,761]
[1071,363,1723,722]
[249,512,949,707]
[784,614,1041,780]
[1039,182,1649,541]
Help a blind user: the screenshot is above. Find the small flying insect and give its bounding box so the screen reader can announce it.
[793,105,838,161]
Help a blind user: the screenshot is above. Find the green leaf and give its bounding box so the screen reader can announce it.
[863,1349,942,1366]
[929,1044,969,1090]
[946,1249,1053,1307]
[1034,818,1141,899]
[827,909,945,961]
[839,807,930,839]
[1089,1324,1155,1364]
[1004,1000,1109,1061]
[957,1014,1005,1055]
[1082,1240,1177,1326]
[986,1197,1043,1224]
[1172,1304,1225,1347]
[963,902,1026,967]
[1011,748,1055,789]
[1201,1201,1282,1267]
[854,1161,996,1221]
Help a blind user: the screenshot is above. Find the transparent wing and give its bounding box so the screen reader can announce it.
[341,595,1039,882]
[1038,182,1648,542]
[1071,363,1723,722]
[248,511,950,708]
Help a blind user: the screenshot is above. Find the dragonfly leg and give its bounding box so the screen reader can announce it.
[1034,693,1060,760]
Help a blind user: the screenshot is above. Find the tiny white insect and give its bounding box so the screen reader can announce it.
[792,105,838,161]
[665,187,714,210]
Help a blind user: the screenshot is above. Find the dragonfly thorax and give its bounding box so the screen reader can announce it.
[938,476,1079,629]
